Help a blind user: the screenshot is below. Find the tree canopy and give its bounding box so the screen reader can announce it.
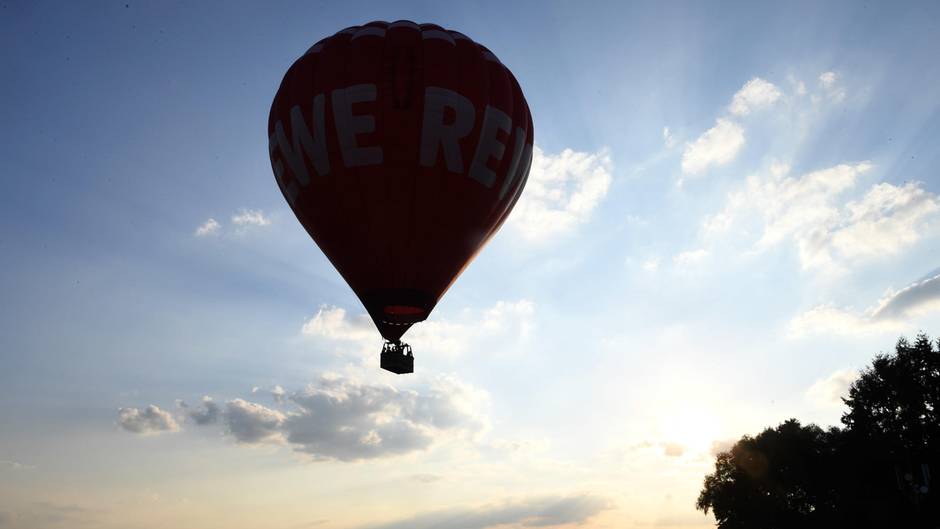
[697,334,939,528]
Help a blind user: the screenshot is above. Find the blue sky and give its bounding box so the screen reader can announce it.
[2,1,940,528]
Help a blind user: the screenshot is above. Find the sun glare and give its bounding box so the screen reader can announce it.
[660,405,723,455]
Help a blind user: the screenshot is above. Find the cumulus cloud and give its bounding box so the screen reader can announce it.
[302,306,377,342]
[189,375,489,461]
[508,146,613,242]
[117,405,179,435]
[790,271,940,337]
[270,384,287,403]
[231,209,271,227]
[729,77,782,116]
[681,118,745,176]
[194,218,220,237]
[870,272,940,320]
[224,398,286,443]
[187,396,221,425]
[805,369,857,408]
[702,162,940,273]
[830,183,940,262]
[284,375,488,460]
[303,300,535,359]
[356,494,612,529]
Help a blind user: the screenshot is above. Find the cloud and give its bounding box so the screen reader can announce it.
[672,249,708,267]
[870,272,940,320]
[681,118,745,176]
[709,439,736,457]
[231,209,271,227]
[702,162,940,273]
[818,71,846,102]
[787,304,906,338]
[663,126,676,148]
[680,77,780,177]
[302,300,535,359]
[187,396,221,425]
[641,257,661,272]
[805,369,857,408]
[194,218,220,236]
[790,271,940,337]
[302,306,377,342]
[117,405,179,435]
[829,183,940,262]
[224,398,286,443]
[0,460,35,471]
[189,374,490,461]
[283,375,488,460]
[356,494,612,529]
[508,146,613,242]
[729,77,782,116]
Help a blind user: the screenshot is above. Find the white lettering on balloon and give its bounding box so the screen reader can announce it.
[271,85,527,198]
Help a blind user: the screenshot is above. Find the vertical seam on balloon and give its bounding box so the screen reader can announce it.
[341,31,373,286]
[403,26,422,291]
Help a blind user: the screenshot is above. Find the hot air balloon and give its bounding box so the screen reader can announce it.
[268,21,533,374]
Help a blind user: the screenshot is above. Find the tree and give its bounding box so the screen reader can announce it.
[696,420,841,529]
[697,334,940,528]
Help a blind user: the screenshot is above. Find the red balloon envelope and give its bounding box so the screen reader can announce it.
[268,21,533,350]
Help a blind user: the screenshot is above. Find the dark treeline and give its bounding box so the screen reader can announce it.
[697,334,939,528]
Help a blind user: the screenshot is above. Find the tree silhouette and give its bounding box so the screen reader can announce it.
[697,334,939,528]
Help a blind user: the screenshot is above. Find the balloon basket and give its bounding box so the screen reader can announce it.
[380,341,414,374]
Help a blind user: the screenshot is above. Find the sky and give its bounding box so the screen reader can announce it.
[2,1,940,528]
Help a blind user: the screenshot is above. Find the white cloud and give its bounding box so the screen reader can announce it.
[663,126,676,148]
[356,494,612,529]
[508,146,613,242]
[681,118,745,176]
[702,162,940,273]
[302,306,377,342]
[818,71,846,102]
[830,183,940,261]
[819,71,837,88]
[302,300,535,359]
[787,272,940,337]
[117,405,179,435]
[673,249,708,267]
[805,369,857,408]
[270,385,287,403]
[194,218,220,237]
[870,272,940,320]
[231,209,271,227]
[729,77,782,116]
[641,257,661,272]
[189,375,490,461]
